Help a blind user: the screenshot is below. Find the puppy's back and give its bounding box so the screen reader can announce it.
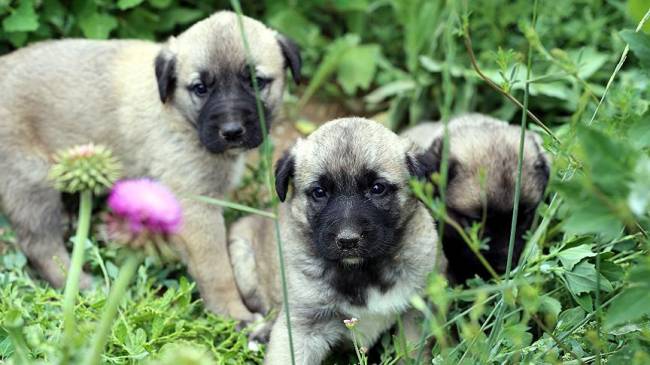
[0,39,159,154]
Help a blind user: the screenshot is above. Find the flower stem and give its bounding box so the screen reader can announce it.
[84,253,142,365]
[62,189,93,353]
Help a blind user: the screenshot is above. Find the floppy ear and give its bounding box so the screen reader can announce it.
[154,49,177,103]
[275,150,295,202]
[406,137,441,180]
[275,33,302,83]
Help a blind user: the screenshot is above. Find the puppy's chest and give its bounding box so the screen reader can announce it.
[340,282,415,318]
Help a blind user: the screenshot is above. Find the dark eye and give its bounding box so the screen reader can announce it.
[249,76,271,90]
[311,187,327,200]
[370,183,386,195]
[192,82,207,96]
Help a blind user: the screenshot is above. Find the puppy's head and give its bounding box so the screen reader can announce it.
[154,11,301,154]
[428,116,550,279]
[275,118,434,265]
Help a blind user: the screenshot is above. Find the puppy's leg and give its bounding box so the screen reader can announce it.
[265,312,342,365]
[400,308,432,363]
[228,216,268,315]
[0,152,89,287]
[177,201,254,322]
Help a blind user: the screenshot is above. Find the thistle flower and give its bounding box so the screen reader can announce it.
[343,317,359,329]
[49,143,122,194]
[106,179,182,245]
[86,179,182,365]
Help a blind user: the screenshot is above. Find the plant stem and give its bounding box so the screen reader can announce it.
[62,189,93,354]
[230,2,296,364]
[488,0,537,350]
[84,253,141,365]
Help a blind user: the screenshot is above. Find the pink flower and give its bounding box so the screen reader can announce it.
[107,179,182,235]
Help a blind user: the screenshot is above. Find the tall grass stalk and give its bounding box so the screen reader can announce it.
[62,189,93,357]
[84,254,142,365]
[488,0,537,351]
[414,1,456,362]
[230,2,295,364]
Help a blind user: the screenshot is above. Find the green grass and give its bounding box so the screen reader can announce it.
[2,0,650,364]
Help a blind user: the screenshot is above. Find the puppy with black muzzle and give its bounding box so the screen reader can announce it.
[401,114,550,283]
[229,117,441,364]
[0,11,301,322]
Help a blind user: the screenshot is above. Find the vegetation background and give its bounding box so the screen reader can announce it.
[1,0,649,364]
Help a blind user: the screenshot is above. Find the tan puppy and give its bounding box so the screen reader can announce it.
[229,117,441,364]
[401,114,550,282]
[0,11,301,322]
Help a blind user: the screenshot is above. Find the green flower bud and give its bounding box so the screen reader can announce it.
[48,144,122,194]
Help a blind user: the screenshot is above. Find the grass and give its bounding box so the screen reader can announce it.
[2,0,650,364]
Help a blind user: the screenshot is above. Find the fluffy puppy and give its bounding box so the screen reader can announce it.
[229,117,441,364]
[401,114,550,282]
[0,11,301,322]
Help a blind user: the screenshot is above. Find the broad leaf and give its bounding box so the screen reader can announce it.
[620,29,650,69]
[564,261,613,295]
[2,0,39,33]
[605,286,650,330]
[78,12,118,39]
[337,44,381,94]
[558,244,596,271]
[117,0,145,10]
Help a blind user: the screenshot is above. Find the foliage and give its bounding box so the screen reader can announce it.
[1,0,650,364]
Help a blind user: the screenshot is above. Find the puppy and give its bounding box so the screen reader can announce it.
[401,114,550,283]
[0,11,301,322]
[228,117,441,364]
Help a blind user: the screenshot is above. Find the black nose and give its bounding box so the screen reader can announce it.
[220,121,245,141]
[336,230,361,249]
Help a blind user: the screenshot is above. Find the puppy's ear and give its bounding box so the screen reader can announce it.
[154,49,177,103]
[275,150,295,202]
[275,33,302,84]
[406,137,441,180]
[406,151,436,180]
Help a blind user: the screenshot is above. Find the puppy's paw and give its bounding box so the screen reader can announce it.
[248,318,274,344]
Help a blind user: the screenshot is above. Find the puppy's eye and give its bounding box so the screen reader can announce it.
[252,76,272,89]
[370,183,386,195]
[311,187,327,200]
[192,82,208,96]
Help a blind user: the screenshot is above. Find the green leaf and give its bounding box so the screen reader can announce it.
[564,261,613,295]
[267,8,320,47]
[628,156,650,216]
[556,307,586,332]
[78,12,118,39]
[149,0,173,9]
[2,0,39,33]
[117,0,145,10]
[364,79,416,104]
[604,286,650,330]
[558,244,595,271]
[4,31,28,47]
[627,0,650,32]
[628,116,650,149]
[620,29,650,69]
[337,44,381,94]
[599,259,625,282]
[539,295,562,326]
[158,7,204,30]
[42,0,67,30]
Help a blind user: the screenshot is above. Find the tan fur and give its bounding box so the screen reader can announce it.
[401,114,549,217]
[229,118,441,364]
[0,11,290,322]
